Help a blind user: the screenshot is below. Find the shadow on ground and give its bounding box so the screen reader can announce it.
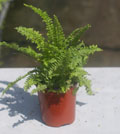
[0,81,44,127]
[76,101,86,107]
[0,81,86,127]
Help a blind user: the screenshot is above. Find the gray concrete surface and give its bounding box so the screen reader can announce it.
[0,68,120,134]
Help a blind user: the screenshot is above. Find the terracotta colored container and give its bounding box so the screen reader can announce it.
[38,87,76,127]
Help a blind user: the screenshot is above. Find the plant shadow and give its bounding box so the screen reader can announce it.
[0,80,45,128]
[76,101,86,107]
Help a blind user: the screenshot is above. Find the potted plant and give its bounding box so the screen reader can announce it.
[0,4,102,127]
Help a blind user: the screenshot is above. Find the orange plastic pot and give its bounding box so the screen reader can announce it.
[38,87,76,127]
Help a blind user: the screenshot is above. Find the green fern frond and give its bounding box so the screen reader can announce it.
[24,4,54,43]
[2,70,36,95]
[70,67,88,78]
[53,15,65,47]
[79,44,102,55]
[70,68,92,94]
[16,26,45,50]
[0,42,42,61]
[24,74,37,91]
[80,77,93,95]
[67,43,102,67]
[31,84,47,95]
[66,24,91,46]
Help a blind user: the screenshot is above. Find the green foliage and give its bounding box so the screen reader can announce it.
[0,41,42,61]
[0,0,8,11]
[0,4,102,95]
[66,24,91,47]
[15,27,45,51]
[2,70,36,95]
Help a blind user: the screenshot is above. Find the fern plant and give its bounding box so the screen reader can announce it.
[0,4,102,95]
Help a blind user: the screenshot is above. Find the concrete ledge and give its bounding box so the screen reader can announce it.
[0,68,120,134]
